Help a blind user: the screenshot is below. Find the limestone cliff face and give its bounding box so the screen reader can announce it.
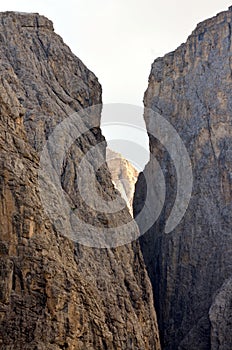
[209,277,232,349]
[0,12,160,349]
[106,149,138,216]
[134,8,232,350]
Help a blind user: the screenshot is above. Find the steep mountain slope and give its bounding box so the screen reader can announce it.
[0,12,160,349]
[106,149,138,216]
[134,8,232,350]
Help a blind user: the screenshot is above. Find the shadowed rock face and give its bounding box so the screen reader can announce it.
[209,277,232,349]
[0,12,160,349]
[134,8,232,350]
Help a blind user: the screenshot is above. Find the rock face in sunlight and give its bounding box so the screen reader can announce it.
[134,8,232,350]
[106,149,138,216]
[0,12,160,349]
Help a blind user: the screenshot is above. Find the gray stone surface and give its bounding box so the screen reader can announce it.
[134,8,232,350]
[209,277,232,350]
[0,12,160,349]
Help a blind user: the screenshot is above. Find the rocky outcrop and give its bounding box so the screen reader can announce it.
[209,278,232,350]
[134,8,232,350]
[0,12,160,349]
[106,149,138,216]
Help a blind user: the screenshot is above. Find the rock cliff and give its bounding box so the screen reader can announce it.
[134,8,232,350]
[106,149,138,216]
[0,12,160,349]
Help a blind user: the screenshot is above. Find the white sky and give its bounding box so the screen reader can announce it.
[1,1,231,168]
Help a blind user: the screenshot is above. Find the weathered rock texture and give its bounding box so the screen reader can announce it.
[106,149,138,216]
[0,12,161,349]
[209,277,232,349]
[134,8,232,350]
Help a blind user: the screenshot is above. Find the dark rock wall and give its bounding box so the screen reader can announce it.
[134,9,232,350]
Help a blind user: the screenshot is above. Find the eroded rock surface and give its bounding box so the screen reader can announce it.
[209,277,232,350]
[106,149,138,216]
[0,12,160,349]
[134,8,232,350]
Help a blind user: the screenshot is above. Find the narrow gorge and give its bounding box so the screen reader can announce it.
[0,7,231,350]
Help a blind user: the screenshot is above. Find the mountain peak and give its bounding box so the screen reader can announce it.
[0,11,54,30]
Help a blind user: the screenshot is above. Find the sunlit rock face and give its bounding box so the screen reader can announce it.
[106,149,138,216]
[134,8,232,350]
[0,12,161,350]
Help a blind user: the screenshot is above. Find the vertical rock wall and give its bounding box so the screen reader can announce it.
[134,8,232,350]
[0,12,160,349]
